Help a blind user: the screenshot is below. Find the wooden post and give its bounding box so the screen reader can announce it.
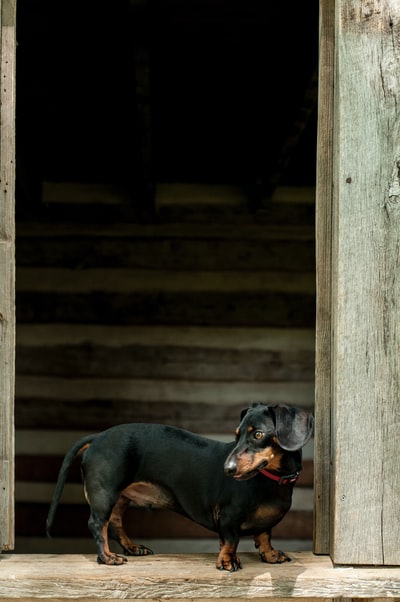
[0,0,16,552]
[314,0,335,556]
[328,0,400,564]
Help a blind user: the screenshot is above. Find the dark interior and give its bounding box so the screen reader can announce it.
[16,0,319,215]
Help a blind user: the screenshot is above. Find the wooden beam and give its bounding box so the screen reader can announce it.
[0,553,400,599]
[330,0,400,564]
[0,0,16,552]
[314,0,334,555]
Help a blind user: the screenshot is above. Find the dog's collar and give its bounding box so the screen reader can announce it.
[259,468,300,486]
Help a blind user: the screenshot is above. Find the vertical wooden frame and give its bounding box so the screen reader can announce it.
[316,0,400,564]
[314,0,335,555]
[0,0,16,551]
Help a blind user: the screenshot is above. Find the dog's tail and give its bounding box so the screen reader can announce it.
[46,434,97,538]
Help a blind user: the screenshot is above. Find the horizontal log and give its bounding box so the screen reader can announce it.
[41,182,316,207]
[16,344,315,381]
[23,183,316,226]
[14,455,314,487]
[17,324,315,351]
[17,221,315,241]
[155,201,315,225]
[16,267,315,294]
[16,291,315,327]
[19,200,316,225]
[156,184,316,208]
[14,398,314,432]
[16,236,315,271]
[15,376,315,404]
[16,503,313,540]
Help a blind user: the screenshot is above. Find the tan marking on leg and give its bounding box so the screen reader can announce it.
[98,521,126,565]
[109,494,153,556]
[254,531,290,564]
[216,542,241,572]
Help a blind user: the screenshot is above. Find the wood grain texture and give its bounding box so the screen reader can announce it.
[331,0,400,564]
[15,342,315,381]
[16,290,315,327]
[16,230,315,271]
[0,553,399,599]
[314,0,334,555]
[0,0,16,552]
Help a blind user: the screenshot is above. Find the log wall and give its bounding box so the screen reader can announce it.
[14,183,315,554]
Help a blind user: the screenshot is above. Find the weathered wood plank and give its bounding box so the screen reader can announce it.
[314,0,334,555]
[14,397,314,432]
[40,181,315,208]
[16,290,315,327]
[16,344,315,381]
[0,0,16,553]
[16,220,316,242]
[156,183,316,207]
[16,267,315,293]
[15,376,315,404]
[331,0,400,564]
[16,235,315,271]
[19,187,315,225]
[16,324,315,350]
[0,552,399,599]
[0,243,15,552]
[16,325,315,380]
[15,375,314,402]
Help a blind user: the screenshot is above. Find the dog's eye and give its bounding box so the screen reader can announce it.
[253,430,264,440]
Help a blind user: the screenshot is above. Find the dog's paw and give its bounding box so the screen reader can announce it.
[123,544,154,557]
[216,553,242,572]
[97,553,127,566]
[260,549,291,564]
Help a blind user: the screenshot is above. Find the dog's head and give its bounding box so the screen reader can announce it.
[224,403,314,480]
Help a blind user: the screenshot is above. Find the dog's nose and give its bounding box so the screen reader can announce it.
[224,458,237,477]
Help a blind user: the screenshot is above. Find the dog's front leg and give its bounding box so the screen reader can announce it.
[216,535,241,572]
[254,531,291,564]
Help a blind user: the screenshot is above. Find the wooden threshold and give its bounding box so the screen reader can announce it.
[0,552,399,600]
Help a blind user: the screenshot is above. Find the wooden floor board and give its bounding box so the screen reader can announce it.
[0,552,399,599]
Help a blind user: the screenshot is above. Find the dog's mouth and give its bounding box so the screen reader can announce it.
[232,470,258,481]
[232,460,268,481]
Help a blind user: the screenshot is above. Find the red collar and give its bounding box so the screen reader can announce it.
[259,468,300,486]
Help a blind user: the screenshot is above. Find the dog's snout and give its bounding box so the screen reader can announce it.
[224,457,237,476]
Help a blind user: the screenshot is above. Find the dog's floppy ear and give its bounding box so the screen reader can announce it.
[272,405,314,451]
[240,401,263,422]
[240,407,249,421]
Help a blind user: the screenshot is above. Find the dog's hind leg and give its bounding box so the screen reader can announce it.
[108,493,153,557]
[84,481,128,565]
[87,507,127,565]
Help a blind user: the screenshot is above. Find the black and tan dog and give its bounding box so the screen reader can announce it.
[46,403,313,571]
